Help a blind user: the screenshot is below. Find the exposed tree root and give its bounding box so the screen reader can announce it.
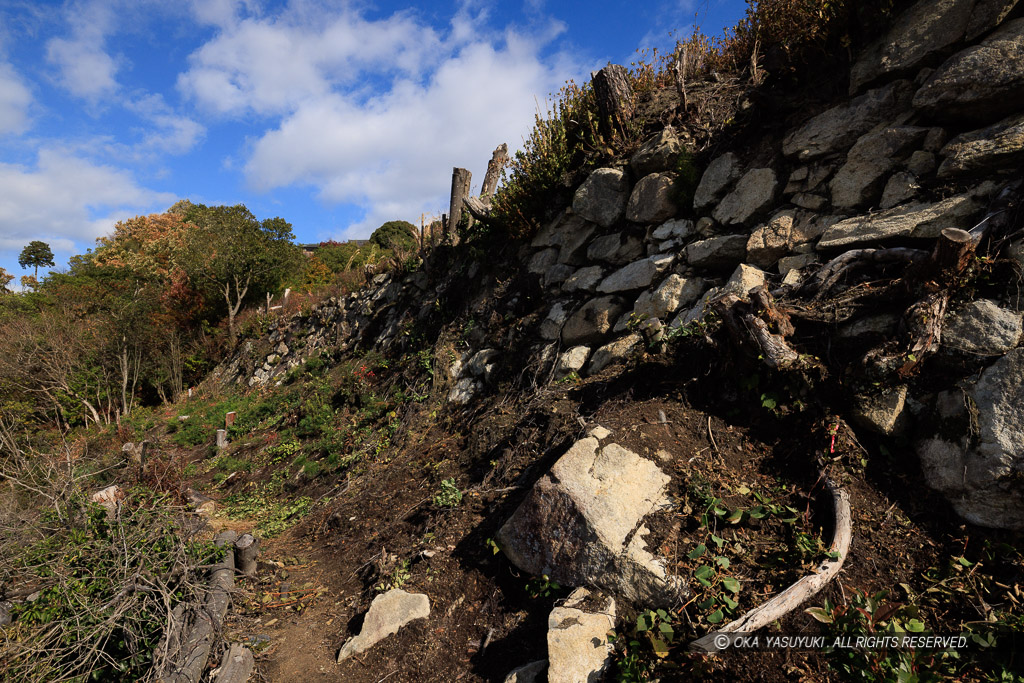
[690,474,852,653]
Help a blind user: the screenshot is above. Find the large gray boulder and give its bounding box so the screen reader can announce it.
[561,296,628,346]
[684,234,748,269]
[633,274,705,320]
[916,349,1024,529]
[829,127,928,209]
[572,168,630,228]
[596,254,674,293]
[943,299,1022,355]
[693,152,741,211]
[938,113,1024,178]
[782,80,915,160]
[588,334,641,375]
[338,590,430,662]
[849,0,1019,93]
[712,168,778,226]
[496,437,684,604]
[528,214,598,266]
[563,265,605,293]
[913,19,1024,122]
[817,193,981,250]
[587,233,644,265]
[627,173,679,223]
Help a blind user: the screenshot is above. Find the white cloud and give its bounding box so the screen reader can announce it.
[179,7,446,117]
[44,0,120,100]
[0,61,32,134]
[0,149,175,256]
[179,1,584,237]
[127,93,205,156]
[46,36,119,100]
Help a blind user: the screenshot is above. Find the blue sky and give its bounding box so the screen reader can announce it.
[0,0,746,282]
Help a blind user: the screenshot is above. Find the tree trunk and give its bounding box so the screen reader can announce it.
[234,534,259,577]
[592,64,634,141]
[481,144,508,198]
[447,168,472,244]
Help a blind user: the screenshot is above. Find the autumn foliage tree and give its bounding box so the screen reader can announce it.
[179,204,300,345]
[0,201,301,426]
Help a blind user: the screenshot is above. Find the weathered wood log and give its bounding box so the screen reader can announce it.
[446,167,472,244]
[592,64,634,140]
[713,292,801,370]
[481,144,507,198]
[861,290,948,379]
[159,531,237,683]
[463,196,493,221]
[744,315,800,369]
[750,286,794,337]
[691,474,852,653]
[806,247,929,300]
[212,643,254,683]
[234,534,259,577]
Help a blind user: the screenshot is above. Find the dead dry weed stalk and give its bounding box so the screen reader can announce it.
[0,421,216,682]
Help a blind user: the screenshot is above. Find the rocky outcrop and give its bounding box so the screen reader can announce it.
[337,590,430,662]
[496,437,683,605]
[913,19,1024,122]
[938,113,1024,177]
[573,169,630,228]
[917,350,1024,529]
[782,80,915,160]
[849,0,1020,93]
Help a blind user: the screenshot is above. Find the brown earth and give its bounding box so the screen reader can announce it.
[176,345,1020,683]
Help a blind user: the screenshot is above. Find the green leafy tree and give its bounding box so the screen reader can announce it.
[18,240,55,279]
[369,220,418,252]
[181,204,300,345]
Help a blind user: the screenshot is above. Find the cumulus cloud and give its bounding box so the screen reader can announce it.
[179,0,586,237]
[127,93,205,156]
[0,61,32,134]
[44,1,120,100]
[0,149,175,258]
[179,7,446,117]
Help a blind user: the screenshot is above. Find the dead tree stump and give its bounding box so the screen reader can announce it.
[447,167,472,244]
[592,64,634,141]
[481,144,508,198]
[234,534,259,577]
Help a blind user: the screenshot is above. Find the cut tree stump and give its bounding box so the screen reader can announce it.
[592,64,634,141]
[691,473,852,653]
[481,144,508,198]
[446,167,472,244]
[234,534,259,577]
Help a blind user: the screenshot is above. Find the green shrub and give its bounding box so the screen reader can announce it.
[2,487,218,682]
[432,478,462,508]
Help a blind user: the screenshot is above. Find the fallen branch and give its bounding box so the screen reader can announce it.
[690,473,852,653]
